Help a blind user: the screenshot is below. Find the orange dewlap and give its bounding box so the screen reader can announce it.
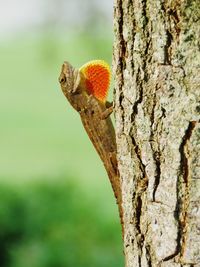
[79,60,111,102]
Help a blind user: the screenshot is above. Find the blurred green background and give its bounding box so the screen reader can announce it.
[0,0,123,266]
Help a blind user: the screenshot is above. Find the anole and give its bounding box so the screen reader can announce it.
[58,60,123,230]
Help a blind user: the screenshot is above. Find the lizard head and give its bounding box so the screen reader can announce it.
[59,61,81,95]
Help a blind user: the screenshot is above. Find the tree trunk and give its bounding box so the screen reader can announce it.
[113,0,200,266]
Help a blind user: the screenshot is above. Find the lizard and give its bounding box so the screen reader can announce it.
[58,60,123,231]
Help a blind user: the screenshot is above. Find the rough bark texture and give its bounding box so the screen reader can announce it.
[113,0,200,266]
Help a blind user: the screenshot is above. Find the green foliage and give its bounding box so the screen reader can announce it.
[0,180,123,267]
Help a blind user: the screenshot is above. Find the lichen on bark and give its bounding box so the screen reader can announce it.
[113,0,200,266]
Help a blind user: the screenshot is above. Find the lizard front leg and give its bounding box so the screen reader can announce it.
[101,101,114,120]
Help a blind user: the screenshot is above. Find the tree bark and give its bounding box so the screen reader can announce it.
[113,0,200,266]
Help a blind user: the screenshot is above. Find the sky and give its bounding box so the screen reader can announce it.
[0,0,113,39]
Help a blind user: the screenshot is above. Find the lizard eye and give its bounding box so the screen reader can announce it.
[59,75,66,84]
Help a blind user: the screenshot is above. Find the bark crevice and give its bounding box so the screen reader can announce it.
[175,121,197,262]
[152,150,161,202]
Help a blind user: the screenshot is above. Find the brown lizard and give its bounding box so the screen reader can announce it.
[58,60,123,231]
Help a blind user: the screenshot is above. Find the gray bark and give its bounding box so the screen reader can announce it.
[113,0,200,266]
